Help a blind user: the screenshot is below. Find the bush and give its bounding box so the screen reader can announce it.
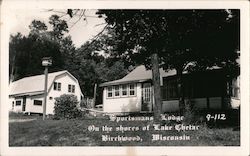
[54,94,83,119]
[80,98,93,109]
[183,99,197,124]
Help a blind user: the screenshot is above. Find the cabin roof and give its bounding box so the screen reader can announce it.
[99,64,224,87]
[99,65,177,87]
[9,70,69,96]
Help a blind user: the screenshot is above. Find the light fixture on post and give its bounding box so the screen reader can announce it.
[42,57,52,120]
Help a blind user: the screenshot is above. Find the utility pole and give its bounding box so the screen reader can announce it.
[42,57,52,120]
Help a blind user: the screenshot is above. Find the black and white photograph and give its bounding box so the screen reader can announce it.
[0,1,249,156]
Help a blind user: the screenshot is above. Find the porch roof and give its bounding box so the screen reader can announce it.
[99,65,177,87]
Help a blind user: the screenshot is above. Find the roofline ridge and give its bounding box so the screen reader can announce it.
[10,70,69,83]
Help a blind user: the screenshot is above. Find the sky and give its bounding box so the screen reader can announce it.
[8,9,106,48]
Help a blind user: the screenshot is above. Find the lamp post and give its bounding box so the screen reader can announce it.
[42,57,52,120]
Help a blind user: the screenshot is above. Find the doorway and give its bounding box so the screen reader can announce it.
[142,83,152,112]
[22,96,26,112]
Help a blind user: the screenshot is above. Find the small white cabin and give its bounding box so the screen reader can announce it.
[9,70,83,115]
[100,65,240,113]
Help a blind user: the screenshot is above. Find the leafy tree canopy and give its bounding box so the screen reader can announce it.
[97,10,240,73]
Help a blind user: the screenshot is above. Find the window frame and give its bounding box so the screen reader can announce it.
[33,100,43,106]
[68,84,72,92]
[15,100,21,106]
[58,82,61,91]
[68,84,76,93]
[163,78,178,100]
[114,85,120,97]
[107,86,113,98]
[121,84,128,97]
[129,83,136,96]
[54,82,61,91]
[106,83,137,99]
[72,85,75,93]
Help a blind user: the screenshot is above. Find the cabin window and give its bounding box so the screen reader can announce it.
[129,84,136,96]
[106,83,136,98]
[107,86,113,98]
[161,86,167,101]
[68,84,75,93]
[34,100,42,106]
[162,78,178,100]
[121,84,128,96]
[114,85,120,97]
[54,82,61,91]
[168,79,177,99]
[15,100,21,106]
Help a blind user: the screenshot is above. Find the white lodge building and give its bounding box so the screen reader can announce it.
[100,65,240,113]
[9,71,83,114]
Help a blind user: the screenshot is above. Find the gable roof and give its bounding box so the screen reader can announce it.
[99,65,177,87]
[9,70,70,96]
[99,64,225,87]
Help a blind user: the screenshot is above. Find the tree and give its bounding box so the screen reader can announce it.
[9,17,68,81]
[160,10,239,113]
[10,12,130,107]
[9,33,25,82]
[96,10,171,121]
[49,15,69,40]
[68,39,128,98]
[96,10,239,119]
[29,20,48,35]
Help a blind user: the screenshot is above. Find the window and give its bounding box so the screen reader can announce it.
[68,84,75,93]
[15,100,21,106]
[68,85,71,92]
[129,84,136,96]
[107,83,136,98]
[54,82,61,91]
[68,84,76,93]
[34,100,42,106]
[162,78,178,100]
[121,84,128,96]
[114,85,120,97]
[12,101,14,110]
[161,86,167,100]
[107,86,113,98]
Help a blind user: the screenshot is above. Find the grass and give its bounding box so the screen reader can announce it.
[9,112,240,146]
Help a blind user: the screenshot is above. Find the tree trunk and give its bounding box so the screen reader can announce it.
[151,53,162,122]
[92,83,97,108]
[10,53,16,83]
[177,68,185,115]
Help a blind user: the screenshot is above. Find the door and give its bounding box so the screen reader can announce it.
[22,96,26,112]
[142,83,152,112]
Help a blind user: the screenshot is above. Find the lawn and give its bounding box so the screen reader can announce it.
[9,112,240,146]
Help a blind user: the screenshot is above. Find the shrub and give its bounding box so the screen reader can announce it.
[54,94,83,119]
[183,99,197,124]
[80,98,93,109]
